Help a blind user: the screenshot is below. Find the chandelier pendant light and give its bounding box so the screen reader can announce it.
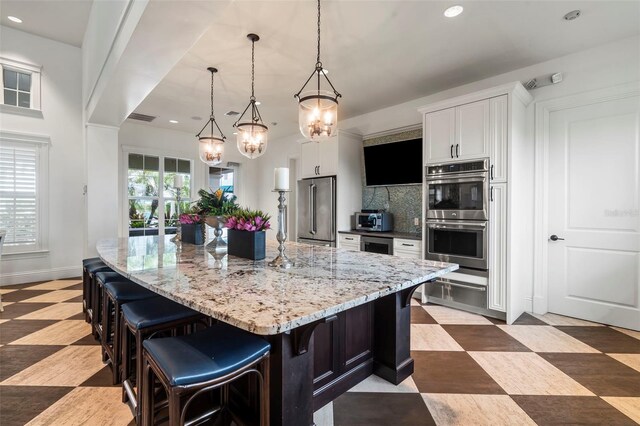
[235,33,268,159]
[294,0,341,142]
[196,67,226,166]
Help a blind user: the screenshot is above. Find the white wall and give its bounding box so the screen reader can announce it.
[0,26,84,285]
[117,122,259,235]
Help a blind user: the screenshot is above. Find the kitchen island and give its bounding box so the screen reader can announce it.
[97,236,458,425]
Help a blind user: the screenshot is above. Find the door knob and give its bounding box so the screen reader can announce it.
[549,235,565,241]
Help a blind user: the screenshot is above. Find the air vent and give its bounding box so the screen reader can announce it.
[224,111,240,116]
[128,112,156,122]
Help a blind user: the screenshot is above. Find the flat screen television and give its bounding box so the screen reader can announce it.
[363,138,422,186]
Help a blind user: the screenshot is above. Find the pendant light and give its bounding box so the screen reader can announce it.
[196,67,226,166]
[294,0,341,142]
[235,34,268,159]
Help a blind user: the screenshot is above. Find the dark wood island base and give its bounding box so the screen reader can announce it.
[263,282,425,426]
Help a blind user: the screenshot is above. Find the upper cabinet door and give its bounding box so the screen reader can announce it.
[490,95,508,182]
[455,99,490,159]
[300,141,320,179]
[424,107,456,164]
[318,136,339,177]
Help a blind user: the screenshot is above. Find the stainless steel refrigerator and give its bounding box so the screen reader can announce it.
[297,176,336,246]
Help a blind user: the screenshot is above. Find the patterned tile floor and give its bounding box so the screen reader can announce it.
[1,279,639,425]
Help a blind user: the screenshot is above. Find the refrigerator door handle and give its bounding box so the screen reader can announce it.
[309,183,317,235]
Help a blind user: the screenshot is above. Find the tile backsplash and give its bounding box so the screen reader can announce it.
[361,128,423,234]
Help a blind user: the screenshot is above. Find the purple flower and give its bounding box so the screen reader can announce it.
[226,217,237,229]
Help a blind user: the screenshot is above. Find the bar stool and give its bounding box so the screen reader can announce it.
[120,297,207,423]
[101,281,158,384]
[93,271,128,341]
[82,257,101,314]
[141,324,270,426]
[84,261,112,324]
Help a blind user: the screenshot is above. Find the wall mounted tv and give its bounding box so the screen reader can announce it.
[363,138,422,186]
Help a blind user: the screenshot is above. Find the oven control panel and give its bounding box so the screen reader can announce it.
[427,159,488,176]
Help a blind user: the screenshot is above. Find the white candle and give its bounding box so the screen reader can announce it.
[274,167,289,191]
[173,174,184,188]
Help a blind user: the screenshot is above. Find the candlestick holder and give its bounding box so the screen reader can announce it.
[171,187,182,243]
[268,190,295,269]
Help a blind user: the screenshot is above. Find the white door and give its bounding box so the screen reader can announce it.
[547,94,640,330]
[424,107,455,164]
[456,99,490,160]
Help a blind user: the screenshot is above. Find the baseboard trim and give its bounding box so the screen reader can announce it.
[0,266,81,286]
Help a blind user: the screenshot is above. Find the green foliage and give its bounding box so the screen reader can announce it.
[195,188,239,216]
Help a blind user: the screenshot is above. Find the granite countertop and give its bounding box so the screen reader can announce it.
[97,236,457,335]
[339,230,422,241]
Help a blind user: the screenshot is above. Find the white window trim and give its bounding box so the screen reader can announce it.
[120,145,194,238]
[0,130,50,257]
[0,56,42,116]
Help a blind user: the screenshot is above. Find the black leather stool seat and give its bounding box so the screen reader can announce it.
[95,271,127,284]
[104,281,156,302]
[143,324,270,387]
[83,257,101,266]
[86,262,110,274]
[122,297,201,330]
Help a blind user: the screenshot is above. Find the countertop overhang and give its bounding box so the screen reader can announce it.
[97,236,457,335]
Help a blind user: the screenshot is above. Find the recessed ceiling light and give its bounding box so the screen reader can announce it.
[169,120,178,124]
[444,5,463,18]
[191,116,202,121]
[563,10,581,21]
[255,101,261,106]
[233,132,238,135]
[8,16,22,23]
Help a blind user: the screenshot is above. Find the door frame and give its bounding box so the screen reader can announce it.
[532,81,640,315]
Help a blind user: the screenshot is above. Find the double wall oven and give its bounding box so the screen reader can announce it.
[424,159,500,317]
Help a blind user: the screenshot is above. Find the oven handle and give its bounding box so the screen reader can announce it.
[427,221,487,230]
[436,281,487,292]
[426,174,487,183]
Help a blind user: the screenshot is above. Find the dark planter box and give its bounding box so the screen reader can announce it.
[228,229,266,260]
[181,223,205,245]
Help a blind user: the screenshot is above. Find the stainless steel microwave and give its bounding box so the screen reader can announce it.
[354,212,393,232]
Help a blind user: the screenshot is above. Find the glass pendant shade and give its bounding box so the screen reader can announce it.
[196,67,226,167]
[298,89,338,141]
[199,136,224,166]
[236,121,268,159]
[294,0,342,142]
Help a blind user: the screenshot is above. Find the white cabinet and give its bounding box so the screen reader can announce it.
[300,137,339,178]
[456,99,490,159]
[489,183,507,312]
[424,108,456,163]
[424,99,490,164]
[393,238,422,259]
[339,233,360,251]
[419,82,533,324]
[490,96,508,182]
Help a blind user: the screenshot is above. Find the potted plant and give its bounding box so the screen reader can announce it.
[179,210,205,245]
[195,188,239,247]
[225,208,271,260]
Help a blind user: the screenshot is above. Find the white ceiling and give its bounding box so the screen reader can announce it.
[133,0,640,140]
[1,0,93,47]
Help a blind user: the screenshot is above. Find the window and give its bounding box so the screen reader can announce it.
[209,166,235,198]
[3,68,31,108]
[0,57,41,112]
[127,153,191,237]
[0,133,49,254]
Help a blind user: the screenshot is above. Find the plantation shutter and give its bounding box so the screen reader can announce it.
[0,143,38,247]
